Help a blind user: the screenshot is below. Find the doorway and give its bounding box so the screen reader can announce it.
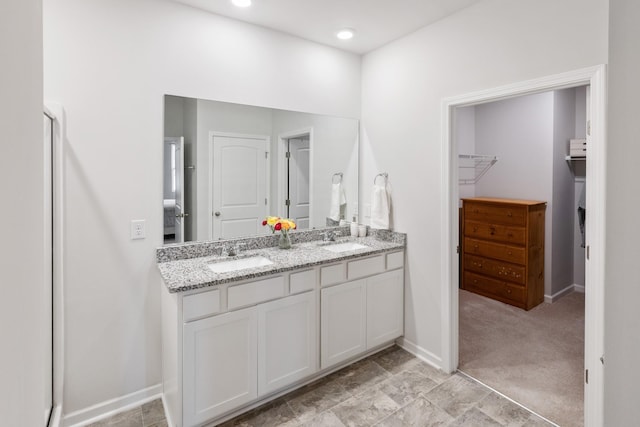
[441,66,606,426]
[456,87,588,425]
[277,128,314,228]
[285,135,311,229]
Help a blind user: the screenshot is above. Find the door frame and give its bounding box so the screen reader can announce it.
[277,127,314,224]
[44,102,65,427]
[208,131,271,240]
[440,65,606,426]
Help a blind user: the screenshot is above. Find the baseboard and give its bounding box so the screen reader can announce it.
[49,405,63,427]
[544,284,577,303]
[573,284,585,293]
[396,337,442,370]
[161,393,175,427]
[64,384,162,427]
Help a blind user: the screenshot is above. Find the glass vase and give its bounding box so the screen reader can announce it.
[278,231,292,249]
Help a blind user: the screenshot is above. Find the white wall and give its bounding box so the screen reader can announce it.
[361,0,607,363]
[456,106,476,200]
[605,0,640,423]
[44,0,360,417]
[271,110,359,226]
[551,89,578,295]
[0,0,47,425]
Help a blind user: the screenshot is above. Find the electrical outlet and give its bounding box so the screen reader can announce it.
[131,219,146,240]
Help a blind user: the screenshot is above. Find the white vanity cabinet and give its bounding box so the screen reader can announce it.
[161,248,404,427]
[258,291,317,395]
[183,307,258,426]
[320,252,405,369]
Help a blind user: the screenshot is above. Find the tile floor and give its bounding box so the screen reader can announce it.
[89,346,555,427]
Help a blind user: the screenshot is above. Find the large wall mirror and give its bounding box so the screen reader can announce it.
[163,95,359,244]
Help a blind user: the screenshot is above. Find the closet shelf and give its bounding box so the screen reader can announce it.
[565,156,586,161]
[458,154,498,185]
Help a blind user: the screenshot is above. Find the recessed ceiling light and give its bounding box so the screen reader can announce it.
[231,0,252,7]
[336,28,355,40]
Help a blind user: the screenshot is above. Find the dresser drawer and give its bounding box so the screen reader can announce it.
[464,220,526,245]
[464,254,525,285]
[464,272,526,305]
[228,276,286,309]
[464,202,527,226]
[464,238,526,265]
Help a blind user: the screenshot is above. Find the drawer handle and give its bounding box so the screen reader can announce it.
[506,288,512,294]
[473,279,478,284]
[473,209,479,213]
[473,226,478,232]
[474,244,479,249]
[507,232,513,237]
[473,262,483,268]
[489,226,496,235]
[507,250,513,255]
[507,211,513,217]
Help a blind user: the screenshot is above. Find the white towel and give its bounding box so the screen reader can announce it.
[329,183,347,221]
[370,183,391,229]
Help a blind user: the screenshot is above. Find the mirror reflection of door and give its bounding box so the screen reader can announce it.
[287,136,310,229]
[211,134,269,240]
[164,137,185,244]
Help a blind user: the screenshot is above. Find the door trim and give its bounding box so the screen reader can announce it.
[277,127,314,225]
[44,102,65,427]
[440,65,606,427]
[208,131,271,240]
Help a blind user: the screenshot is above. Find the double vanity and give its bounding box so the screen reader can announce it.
[157,228,406,427]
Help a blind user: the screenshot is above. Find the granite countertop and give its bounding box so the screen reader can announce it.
[158,236,405,293]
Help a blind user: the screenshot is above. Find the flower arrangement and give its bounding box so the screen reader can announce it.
[262,216,296,249]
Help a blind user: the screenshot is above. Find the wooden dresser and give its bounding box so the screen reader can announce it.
[461,197,546,310]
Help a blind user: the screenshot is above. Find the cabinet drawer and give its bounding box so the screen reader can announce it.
[386,251,404,270]
[290,269,316,294]
[464,271,526,305]
[464,254,525,285]
[183,289,221,322]
[464,237,526,265]
[348,255,385,280]
[228,276,286,309]
[321,263,346,287]
[464,220,526,245]
[464,202,527,226]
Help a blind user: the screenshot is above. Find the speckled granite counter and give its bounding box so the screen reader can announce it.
[157,232,405,293]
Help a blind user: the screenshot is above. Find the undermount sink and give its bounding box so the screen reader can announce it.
[208,256,273,274]
[320,242,369,253]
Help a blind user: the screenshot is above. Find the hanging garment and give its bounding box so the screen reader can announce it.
[578,184,586,248]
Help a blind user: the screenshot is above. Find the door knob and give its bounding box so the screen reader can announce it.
[214,211,221,217]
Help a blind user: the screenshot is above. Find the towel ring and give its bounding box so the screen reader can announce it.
[332,172,343,184]
[374,172,388,185]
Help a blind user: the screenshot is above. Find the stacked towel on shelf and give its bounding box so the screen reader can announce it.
[329,182,346,221]
[370,182,391,229]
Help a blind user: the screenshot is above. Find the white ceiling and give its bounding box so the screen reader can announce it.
[171,0,483,54]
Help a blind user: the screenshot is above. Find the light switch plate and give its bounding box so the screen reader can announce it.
[131,219,146,240]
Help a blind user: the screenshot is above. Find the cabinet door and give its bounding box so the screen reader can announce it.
[258,291,318,395]
[321,280,367,369]
[367,269,404,349]
[183,307,257,426]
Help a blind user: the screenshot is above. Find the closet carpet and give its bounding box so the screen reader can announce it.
[459,289,585,427]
